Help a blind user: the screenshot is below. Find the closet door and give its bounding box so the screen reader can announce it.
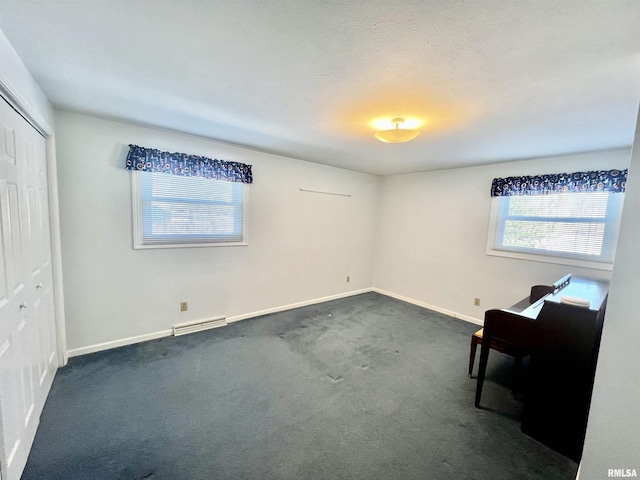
[0,97,58,480]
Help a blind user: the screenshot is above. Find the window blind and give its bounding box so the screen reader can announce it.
[135,172,246,247]
[494,192,623,263]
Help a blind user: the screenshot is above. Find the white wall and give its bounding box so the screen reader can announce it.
[578,109,640,478]
[374,149,631,322]
[55,111,380,353]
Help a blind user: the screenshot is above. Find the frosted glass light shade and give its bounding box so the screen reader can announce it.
[374,117,420,143]
[374,128,420,143]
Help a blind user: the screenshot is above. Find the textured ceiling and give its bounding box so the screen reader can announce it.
[1,1,639,175]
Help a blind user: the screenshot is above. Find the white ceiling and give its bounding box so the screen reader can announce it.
[1,1,639,175]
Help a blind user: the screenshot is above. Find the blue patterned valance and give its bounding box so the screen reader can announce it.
[491,169,626,196]
[125,144,253,184]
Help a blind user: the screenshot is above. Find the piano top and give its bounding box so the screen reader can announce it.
[510,275,609,320]
[545,276,609,309]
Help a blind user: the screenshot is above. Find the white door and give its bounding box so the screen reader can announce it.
[0,97,58,480]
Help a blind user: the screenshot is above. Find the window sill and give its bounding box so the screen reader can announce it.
[485,248,614,271]
[133,241,248,250]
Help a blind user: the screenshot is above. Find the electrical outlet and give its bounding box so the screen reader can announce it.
[180,301,188,312]
[346,276,350,283]
[474,298,481,306]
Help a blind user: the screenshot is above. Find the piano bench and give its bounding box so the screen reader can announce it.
[468,329,525,390]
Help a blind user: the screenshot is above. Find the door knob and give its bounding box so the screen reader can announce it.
[36,283,43,289]
[19,303,28,310]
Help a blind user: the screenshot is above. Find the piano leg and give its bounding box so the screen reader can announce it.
[513,354,523,396]
[468,333,480,378]
[475,336,492,408]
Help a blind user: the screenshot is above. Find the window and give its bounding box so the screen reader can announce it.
[132,171,247,248]
[487,191,624,269]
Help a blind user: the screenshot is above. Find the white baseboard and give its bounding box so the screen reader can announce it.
[372,288,484,326]
[67,329,174,358]
[67,288,374,358]
[226,288,374,323]
[67,287,481,358]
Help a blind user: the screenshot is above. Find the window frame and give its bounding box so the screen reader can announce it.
[485,192,624,271]
[131,171,249,249]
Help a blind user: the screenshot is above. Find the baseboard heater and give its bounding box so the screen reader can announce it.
[173,317,227,336]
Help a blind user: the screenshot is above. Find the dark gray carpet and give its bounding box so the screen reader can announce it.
[22,292,577,480]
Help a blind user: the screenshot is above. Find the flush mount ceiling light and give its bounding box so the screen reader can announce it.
[374,117,420,143]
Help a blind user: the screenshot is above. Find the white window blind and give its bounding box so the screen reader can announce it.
[132,171,247,248]
[488,191,624,267]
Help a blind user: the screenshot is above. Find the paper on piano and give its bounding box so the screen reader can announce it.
[560,296,591,308]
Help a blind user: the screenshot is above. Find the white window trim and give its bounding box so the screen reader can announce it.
[131,171,249,249]
[485,195,619,271]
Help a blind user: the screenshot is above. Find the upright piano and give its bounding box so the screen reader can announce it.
[475,274,609,461]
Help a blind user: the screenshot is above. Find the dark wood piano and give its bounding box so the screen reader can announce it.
[475,274,609,461]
